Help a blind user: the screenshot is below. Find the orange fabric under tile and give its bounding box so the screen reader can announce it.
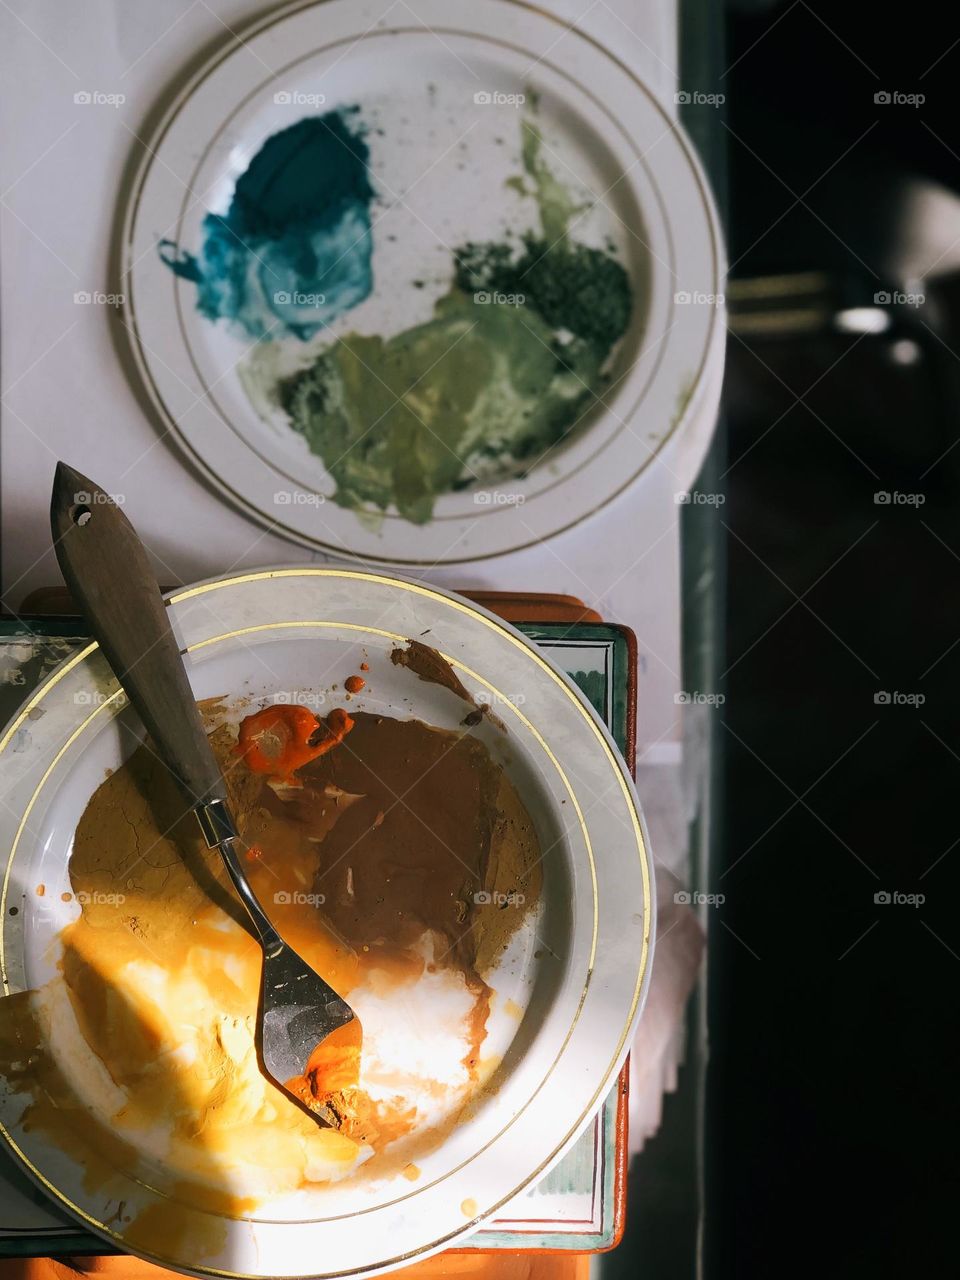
[0,1253,592,1280]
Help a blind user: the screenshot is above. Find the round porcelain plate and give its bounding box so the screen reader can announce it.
[0,570,654,1278]
[122,0,724,564]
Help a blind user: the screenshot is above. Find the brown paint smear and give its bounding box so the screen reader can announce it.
[0,703,541,1252]
[390,641,507,732]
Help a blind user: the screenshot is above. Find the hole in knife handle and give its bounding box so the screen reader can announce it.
[72,504,92,526]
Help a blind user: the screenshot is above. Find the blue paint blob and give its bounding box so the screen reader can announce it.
[159,110,375,340]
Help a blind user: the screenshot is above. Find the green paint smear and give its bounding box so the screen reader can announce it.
[279,290,605,524]
[506,119,585,243]
[456,235,633,350]
[273,107,633,524]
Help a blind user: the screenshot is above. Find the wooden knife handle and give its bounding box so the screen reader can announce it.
[50,462,227,812]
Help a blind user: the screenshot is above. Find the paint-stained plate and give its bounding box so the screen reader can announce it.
[0,569,653,1278]
[122,0,724,563]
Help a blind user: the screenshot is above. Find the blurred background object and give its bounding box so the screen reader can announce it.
[710,1,960,1275]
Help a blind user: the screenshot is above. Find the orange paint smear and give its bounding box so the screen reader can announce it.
[284,1018,369,1136]
[236,704,354,784]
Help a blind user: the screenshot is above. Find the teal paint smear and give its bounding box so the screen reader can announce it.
[159,110,375,341]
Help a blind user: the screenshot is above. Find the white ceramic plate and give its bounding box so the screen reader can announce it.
[121,0,724,564]
[0,569,654,1278]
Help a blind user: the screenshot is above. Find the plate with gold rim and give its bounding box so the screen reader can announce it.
[0,569,654,1278]
[121,0,724,565]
